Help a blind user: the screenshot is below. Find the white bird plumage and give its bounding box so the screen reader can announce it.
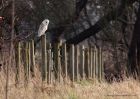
[38,19,49,37]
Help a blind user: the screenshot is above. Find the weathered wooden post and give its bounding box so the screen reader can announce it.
[95,46,98,80]
[89,47,93,78]
[101,48,104,81]
[50,52,54,84]
[24,42,29,84]
[41,35,47,81]
[90,48,93,78]
[98,47,102,82]
[15,41,20,84]
[47,43,52,84]
[62,43,68,81]
[80,45,85,80]
[93,48,96,80]
[85,48,90,79]
[54,42,61,82]
[28,42,31,79]
[70,45,75,82]
[75,45,79,81]
[30,40,35,77]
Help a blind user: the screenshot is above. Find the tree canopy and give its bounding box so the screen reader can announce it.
[0,0,140,79]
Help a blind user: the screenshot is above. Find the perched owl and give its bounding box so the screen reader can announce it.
[38,19,49,37]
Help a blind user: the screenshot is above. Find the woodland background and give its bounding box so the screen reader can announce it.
[0,0,140,81]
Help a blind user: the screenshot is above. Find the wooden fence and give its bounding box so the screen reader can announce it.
[14,34,104,84]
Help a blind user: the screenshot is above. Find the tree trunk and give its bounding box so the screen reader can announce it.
[128,4,140,78]
[66,0,136,45]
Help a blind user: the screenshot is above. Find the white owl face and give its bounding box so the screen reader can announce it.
[42,19,49,26]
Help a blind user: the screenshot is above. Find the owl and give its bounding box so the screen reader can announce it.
[38,19,49,37]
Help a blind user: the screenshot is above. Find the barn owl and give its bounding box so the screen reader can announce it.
[38,19,49,37]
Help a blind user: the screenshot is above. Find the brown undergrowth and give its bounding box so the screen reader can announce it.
[0,67,140,99]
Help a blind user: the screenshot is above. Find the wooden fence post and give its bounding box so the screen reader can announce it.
[75,45,79,81]
[93,48,96,80]
[41,35,47,81]
[51,52,54,84]
[30,40,35,77]
[24,42,29,84]
[15,41,20,84]
[89,47,93,78]
[47,43,52,84]
[70,45,75,82]
[54,42,61,82]
[62,43,68,81]
[101,48,104,81]
[85,48,90,79]
[28,42,31,79]
[80,45,85,80]
[95,46,98,80]
[98,47,102,82]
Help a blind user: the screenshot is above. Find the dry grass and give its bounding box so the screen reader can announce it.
[0,69,140,99]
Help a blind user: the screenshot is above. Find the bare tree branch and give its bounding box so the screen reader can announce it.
[66,0,136,45]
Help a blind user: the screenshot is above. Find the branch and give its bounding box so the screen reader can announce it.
[66,0,136,45]
[75,0,88,19]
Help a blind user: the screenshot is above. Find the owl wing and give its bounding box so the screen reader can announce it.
[38,23,48,37]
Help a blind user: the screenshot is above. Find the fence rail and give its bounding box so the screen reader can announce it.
[13,34,104,84]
